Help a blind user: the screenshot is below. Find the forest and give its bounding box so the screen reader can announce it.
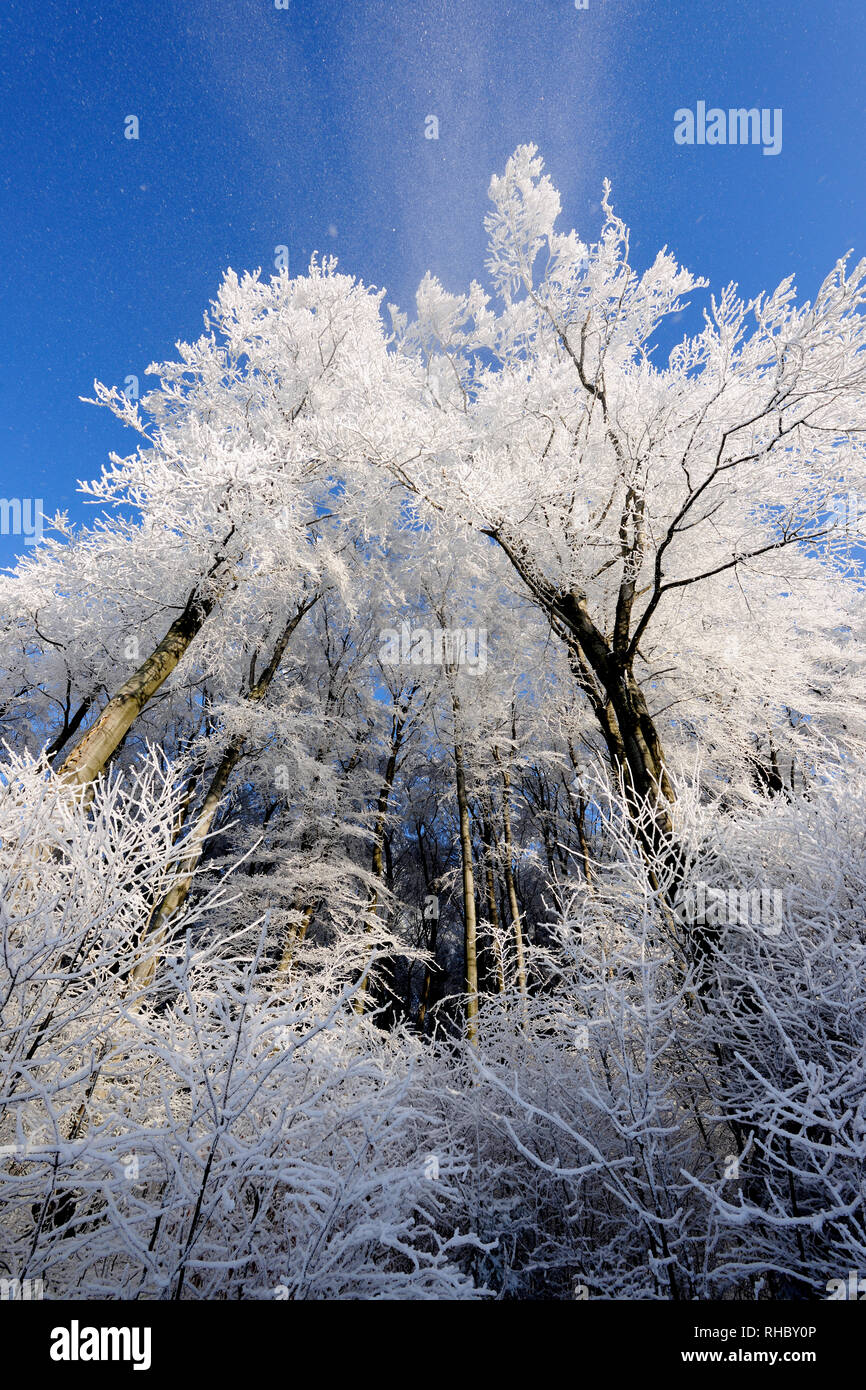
[1,145,864,1301]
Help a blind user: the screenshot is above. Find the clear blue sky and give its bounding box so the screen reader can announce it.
[1,0,863,567]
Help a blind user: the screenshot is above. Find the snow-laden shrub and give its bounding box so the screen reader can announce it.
[2,750,864,1300]
[452,762,866,1299]
[0,752,483,1299]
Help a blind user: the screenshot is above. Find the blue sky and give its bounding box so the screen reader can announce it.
[1,0,863,567]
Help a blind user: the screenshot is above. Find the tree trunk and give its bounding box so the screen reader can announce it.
[493,749,529,1022]
[451,692,479,1043]
[417,906,439,1032]
[481,807,506,994]
[415,819,440,1032]
[59,587,220,790]
[565,747,594,889]
[491,530,676,870]
[46,690,95,764]
[355,696,412,1015]
[277,901,317,975]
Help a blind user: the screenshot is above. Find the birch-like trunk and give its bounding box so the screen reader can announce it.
[59,587,219,790]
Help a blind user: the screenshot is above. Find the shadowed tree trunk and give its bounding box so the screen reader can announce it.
[415,817,441,1032]
[451,687,479,1043]
[566,745,595,890]
[480,804,506,994]
[46,688,95,764]
[490,529,676,872]
[493,744,529,1022]
[355,687,415,1015]
[416,905,440,1032]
